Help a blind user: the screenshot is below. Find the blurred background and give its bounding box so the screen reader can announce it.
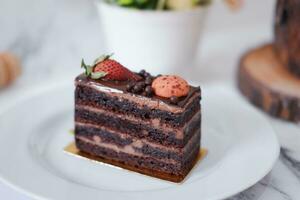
[0,0,274,88]
[0,0,280,199]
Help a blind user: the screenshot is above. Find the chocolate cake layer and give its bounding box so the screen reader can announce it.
[75,106,201,147]
[75,137,200,176]
[75,123,201,162]
[238,44,300,122]
[75,81,201,127]
[275,0,300,77]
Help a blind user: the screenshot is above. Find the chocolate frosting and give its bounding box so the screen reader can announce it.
[75,74,201,108]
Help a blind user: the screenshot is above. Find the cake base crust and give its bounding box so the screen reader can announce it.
[65,142,207,183]
[238,44,300,122]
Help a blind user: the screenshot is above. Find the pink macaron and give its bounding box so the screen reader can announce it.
[152,75,190,98]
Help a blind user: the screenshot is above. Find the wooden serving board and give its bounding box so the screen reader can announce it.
[238,44,300,123]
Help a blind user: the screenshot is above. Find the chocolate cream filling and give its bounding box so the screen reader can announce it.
[75,105,201,139]
[75,138,200,175]
[75,127,200,165]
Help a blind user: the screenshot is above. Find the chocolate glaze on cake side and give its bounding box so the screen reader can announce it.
[275,0,300,77]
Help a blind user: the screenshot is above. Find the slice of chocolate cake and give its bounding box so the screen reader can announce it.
[74,55,201,182]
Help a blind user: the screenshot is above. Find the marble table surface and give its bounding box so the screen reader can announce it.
[0,0,299,199]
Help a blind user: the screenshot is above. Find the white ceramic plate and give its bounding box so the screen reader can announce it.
[0,82,279,200]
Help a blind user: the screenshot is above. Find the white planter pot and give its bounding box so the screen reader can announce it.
[96,1,209,75]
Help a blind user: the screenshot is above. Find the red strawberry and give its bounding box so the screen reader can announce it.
[94,58,141,81]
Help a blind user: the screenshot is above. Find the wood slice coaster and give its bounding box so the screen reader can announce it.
[238,44,300,123]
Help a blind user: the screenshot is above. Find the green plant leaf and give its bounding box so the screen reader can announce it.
[81,59,93,76]
[93,53,114,66]
[117,0,134,5]
[105,0,211,9]
[156,0,166,9]
[196,0,211,6]
[91,72,108,79]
